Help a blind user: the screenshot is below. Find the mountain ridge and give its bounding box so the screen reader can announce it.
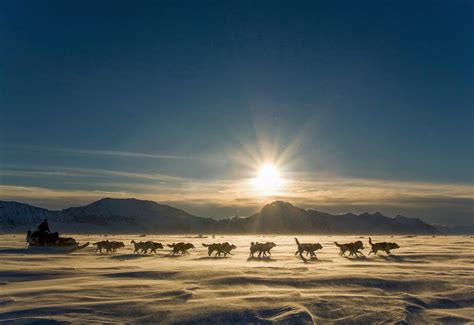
[0,198,461,234]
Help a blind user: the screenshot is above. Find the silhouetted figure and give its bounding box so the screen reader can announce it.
[36,219,51,245]
[38,219,50,233]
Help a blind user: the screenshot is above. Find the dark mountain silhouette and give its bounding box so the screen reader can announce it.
[64,198,217,232]
[218,201,312,233]
[0,198,450,234]
[218,201,440,234]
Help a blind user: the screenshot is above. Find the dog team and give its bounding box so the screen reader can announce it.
[92,237,400,259]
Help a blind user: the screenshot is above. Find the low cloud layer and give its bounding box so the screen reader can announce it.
[1,171,472,225]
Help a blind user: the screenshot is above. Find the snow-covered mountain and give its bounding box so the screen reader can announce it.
[434,224,474,235]
[0,198,217,233]
[0,201,58,230]
[0,200,132,233]
[0,198,449,234]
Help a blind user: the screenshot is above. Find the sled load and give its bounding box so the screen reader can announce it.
[26,219,89,253]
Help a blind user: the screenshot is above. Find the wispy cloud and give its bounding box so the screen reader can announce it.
[0,166,189,183]
[0,145,224,162]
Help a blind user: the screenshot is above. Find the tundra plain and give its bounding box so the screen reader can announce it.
[0,235,473,324]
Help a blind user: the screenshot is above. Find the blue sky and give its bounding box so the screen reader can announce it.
[0,1,472,225]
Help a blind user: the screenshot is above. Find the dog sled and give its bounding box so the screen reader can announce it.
[26,230,89,253]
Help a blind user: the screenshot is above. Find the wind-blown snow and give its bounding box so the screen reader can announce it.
[0,235,472,323]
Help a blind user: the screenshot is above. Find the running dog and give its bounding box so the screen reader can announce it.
[131,240,147,254]
[167,242,195,255]
[144,241,164,254]
[93,240,109,253]
[249,241,276,258]
[334,240,364,257]
[93,240,124,253]
[368,237,399,255]
[294,238,323,260]
[108,241,125,253]
[202,242,237,257]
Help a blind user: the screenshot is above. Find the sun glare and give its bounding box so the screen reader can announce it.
[252,164,284,195]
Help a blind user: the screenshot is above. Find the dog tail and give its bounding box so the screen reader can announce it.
[167,244,175,248]
[93,242,99,246]
[294,237,301,248]
[202,243,210,247]
[369,237,373,246]
[334,241,341,247]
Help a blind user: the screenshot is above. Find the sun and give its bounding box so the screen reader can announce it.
[252,164,284,195]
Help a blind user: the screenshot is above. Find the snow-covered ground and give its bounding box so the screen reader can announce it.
[0,234,473,324]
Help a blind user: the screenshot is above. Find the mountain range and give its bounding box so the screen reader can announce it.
[0,197,467,234]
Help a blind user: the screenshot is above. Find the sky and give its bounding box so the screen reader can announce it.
[0,0,473,225]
